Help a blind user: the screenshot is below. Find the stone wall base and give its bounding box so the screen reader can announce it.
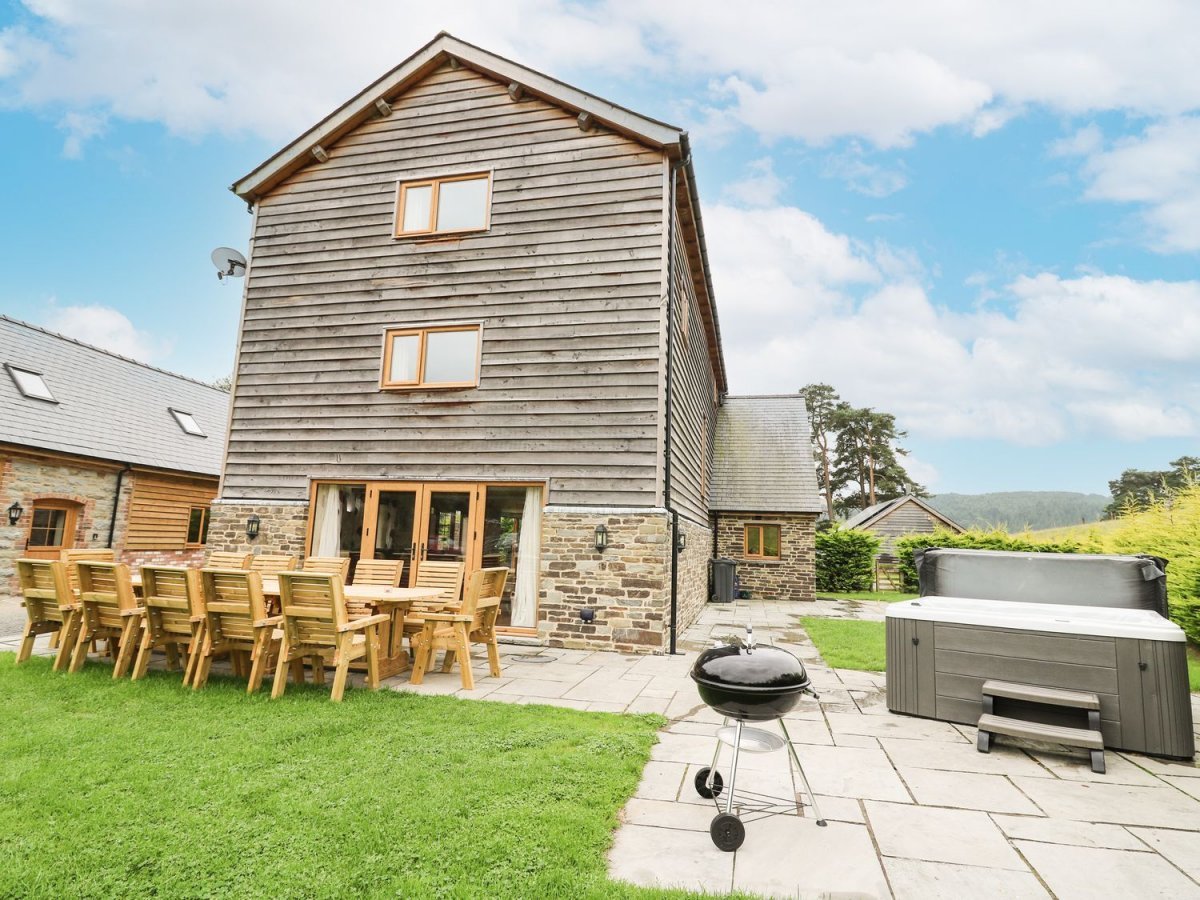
[207,499,310,557]
[714,512,818,602]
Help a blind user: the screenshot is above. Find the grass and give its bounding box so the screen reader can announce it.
[1189,645,1200,692]
[816,590,917,603]
[799,618,886,672]
[0,654,690,899]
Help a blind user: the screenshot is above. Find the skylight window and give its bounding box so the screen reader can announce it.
[5,364,56,402]
[169,408,206,437]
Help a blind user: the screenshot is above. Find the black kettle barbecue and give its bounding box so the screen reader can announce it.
[689,625,827,851]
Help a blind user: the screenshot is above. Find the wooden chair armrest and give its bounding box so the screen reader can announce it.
[422,612,473,623]
[254,615,284,628]
[477,597,501,609]
[121,608,146,617]
[340,614,389,632]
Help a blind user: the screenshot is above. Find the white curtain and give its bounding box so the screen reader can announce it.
[313,484,342,557]
[512,486,542,628]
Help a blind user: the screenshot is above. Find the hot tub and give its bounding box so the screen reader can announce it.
[886,597,1194,758]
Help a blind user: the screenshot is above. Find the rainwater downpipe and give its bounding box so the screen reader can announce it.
[665,156,683,655]
[107,464,131,549]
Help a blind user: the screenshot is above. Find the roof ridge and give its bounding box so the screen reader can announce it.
[0,314,226,395]
[723,394,805,400]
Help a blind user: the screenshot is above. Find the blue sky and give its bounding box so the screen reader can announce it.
[2,1,1198,497]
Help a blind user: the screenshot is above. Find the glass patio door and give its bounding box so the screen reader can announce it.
[417,485,477,569]
[367,485,420,586]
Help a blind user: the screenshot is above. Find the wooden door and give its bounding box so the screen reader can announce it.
[23,500,79,560]
[413,484,480,585]
[362,483,421,587]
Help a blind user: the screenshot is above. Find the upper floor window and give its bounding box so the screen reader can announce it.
[5,364,56,402]
[394,173,492,237]
[382,325,481,390]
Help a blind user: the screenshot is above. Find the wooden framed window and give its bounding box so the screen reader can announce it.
[744,523,781,560]
[186,506,210,547]
[394,172,492,237]
[26,500,78,551]
[381,325,481,390]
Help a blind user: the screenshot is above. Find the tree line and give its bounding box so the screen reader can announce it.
[799,383,926,519]
[1107,457,1198,517]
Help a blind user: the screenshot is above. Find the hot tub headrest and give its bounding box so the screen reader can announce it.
[915,548,1169,618]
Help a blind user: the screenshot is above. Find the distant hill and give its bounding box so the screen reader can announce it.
[927,492,1109,532]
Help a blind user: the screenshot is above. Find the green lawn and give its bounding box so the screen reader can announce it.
[816,591,917,603]
[799,618,886,671]
[0,654,690,898]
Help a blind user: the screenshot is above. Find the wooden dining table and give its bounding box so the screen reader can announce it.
[128,571,446,678]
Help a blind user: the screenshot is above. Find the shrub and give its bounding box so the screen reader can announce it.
[816,527,880,592]
[892,528,1104,592]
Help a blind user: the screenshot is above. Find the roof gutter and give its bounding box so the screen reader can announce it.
[678,133,728,395]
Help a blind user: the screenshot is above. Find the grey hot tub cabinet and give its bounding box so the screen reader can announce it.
[886,603,1193,759]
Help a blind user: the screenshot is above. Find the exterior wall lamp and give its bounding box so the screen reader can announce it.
[594,523,608,553]
[7,501,23,526]
[676,531,687,553]
[246,514,261,540]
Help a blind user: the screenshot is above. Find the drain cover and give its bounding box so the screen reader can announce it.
[508,653,555,663]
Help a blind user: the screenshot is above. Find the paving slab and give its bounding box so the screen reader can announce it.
[1129,827,1200,882]
[832,733,881,749]
[825,711,968,743]
[620,797,710,831]
[489,677,573,699]
[899,768,1042,815]
[1015,840,1200,900]
[811,794,864,824]
[1120,753,1200,779]
[1011,776,1200,828]
[608,823,733,894]
[563,670,649,704]
[1162,776,1200,802]
[865,801,1029,870]
[991,813,1145,850]
[883,857,1049,899]
[1030,748,1165,787]
[631,759,687,802]
[879,736,1045,778]
[733,818,890,899]
[790,745,911,803]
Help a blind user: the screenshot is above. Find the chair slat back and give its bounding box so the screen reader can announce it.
[302,556,351,580]
[206,551,252,569]
[249,554,297,576]
[201,569,267,644]
[16,559,73,623]
[413,560,465,614]
[76,561,137,629]
[141,566,204,639]
[61,548,116,595]
[351,559,404,587]
[277,572,346,648]
[472,567,509,630]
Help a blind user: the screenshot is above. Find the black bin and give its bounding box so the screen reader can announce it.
[711,558,737,603]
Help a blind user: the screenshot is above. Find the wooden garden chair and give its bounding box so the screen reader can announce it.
[60,548,116,595]
[132,566,206,684]
[249,553,297,576]
[302,556,351,580]
[352,559,404,588]
[411,567,508,690]
[206,551,252,569]
[193,569,281,693]
[15,559,78,670]
[272,572,386,702]
[69,561,143,678]
[403,560,465,655]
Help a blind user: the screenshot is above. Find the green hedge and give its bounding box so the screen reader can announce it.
[892,528,1104,592]
[816,527,880,592]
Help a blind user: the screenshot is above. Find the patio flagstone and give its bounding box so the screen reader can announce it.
[990,813,1146,850]
[864,801,1030,870]
[882,858,1050,899]
[1015,840,1200,899]
[898,768,1043,815]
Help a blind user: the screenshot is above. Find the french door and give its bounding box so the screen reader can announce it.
[312,480,539,630]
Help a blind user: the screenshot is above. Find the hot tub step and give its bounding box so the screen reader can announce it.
[982,679,1100,710]
[976,713,1106,773]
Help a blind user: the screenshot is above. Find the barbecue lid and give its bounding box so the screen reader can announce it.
[690,640,810,691]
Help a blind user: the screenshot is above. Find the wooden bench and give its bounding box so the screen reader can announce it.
[977,679,1106,773]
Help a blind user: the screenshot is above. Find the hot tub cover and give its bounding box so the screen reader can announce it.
[915,548,1168,617]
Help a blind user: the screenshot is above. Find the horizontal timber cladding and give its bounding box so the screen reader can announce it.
[223,61,668,504]
[667,196,717,525]
[124,470,218,551]
[868,502,959,557]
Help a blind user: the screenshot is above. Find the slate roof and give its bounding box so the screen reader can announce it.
[710,395,824,513]
[843,495,964,531]
[0,316,228,476]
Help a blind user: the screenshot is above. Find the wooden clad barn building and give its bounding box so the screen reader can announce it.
[845,495,965,561]
[0,316,228,595]
[210,33,822,653]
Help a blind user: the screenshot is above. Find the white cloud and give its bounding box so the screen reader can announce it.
[1049,123,1104,158]
[722,157,786,208]
[1070,116,1200,252]
[57,110,105,158]
[822,143,908,197]
[3,1,1200,154]
[42,304,172,363]
[707,205,1200,444]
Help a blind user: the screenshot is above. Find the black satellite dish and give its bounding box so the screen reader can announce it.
[211,247,247,281]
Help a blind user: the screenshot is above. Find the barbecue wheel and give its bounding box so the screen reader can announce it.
[694,767,723,798]
[710,812,745,851]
